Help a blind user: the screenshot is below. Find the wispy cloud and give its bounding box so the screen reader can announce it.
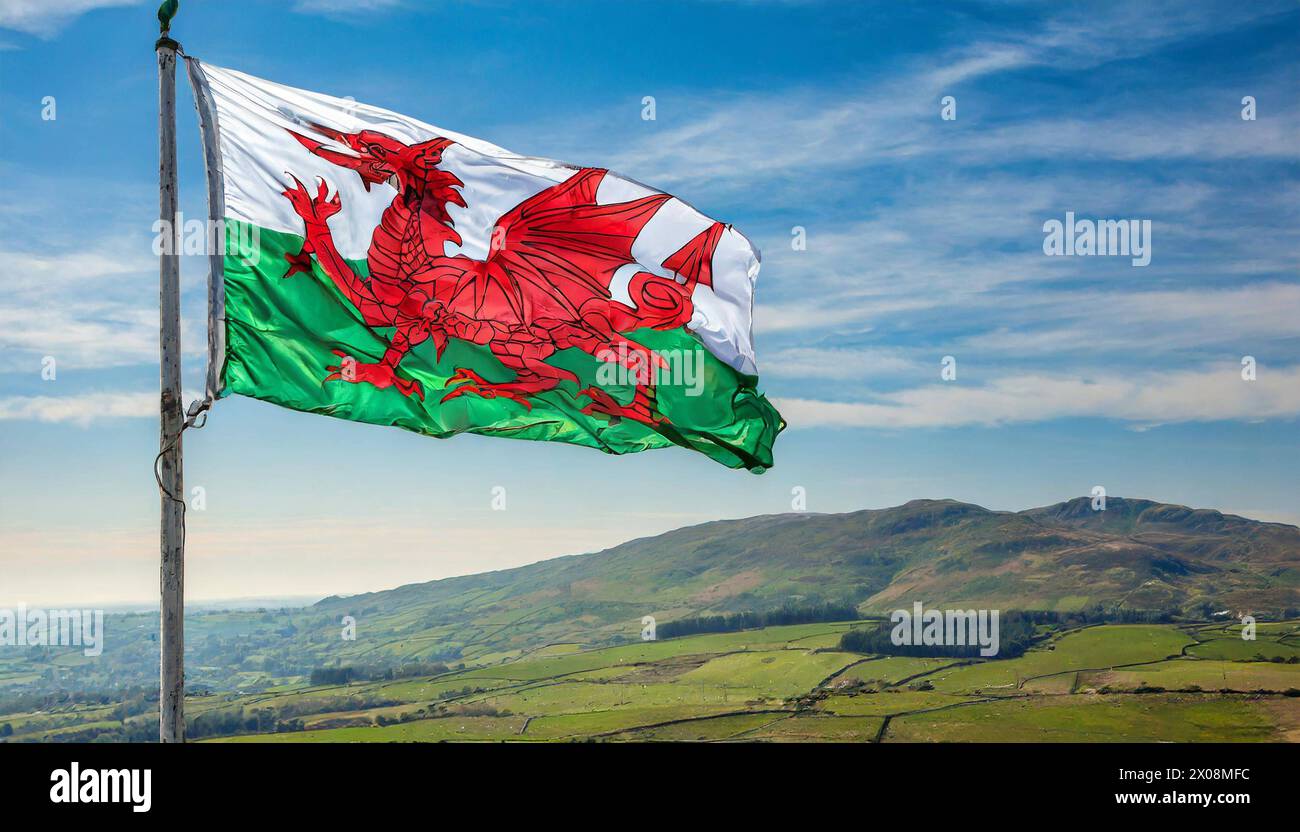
[0,303,161,372]
[1015,0,1297,66]
[292,0,403,16]
[0,391,154,426]
[0,212,206,386]
[956,108,1300,163]
[963,282,1300,357]
[0,245,207,371]
[0,0,140,37]
[764,346,924,380]
[604,49,1030,198]
[592,2,1297,200]
[752,172,1299,352]
[776,364,1300,429]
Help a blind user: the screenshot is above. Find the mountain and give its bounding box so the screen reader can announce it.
[9,497,1298,697]
[299,497,1300,663]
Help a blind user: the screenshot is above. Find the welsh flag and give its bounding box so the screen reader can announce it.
[186,60,783,471]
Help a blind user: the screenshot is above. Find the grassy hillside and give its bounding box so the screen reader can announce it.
[2,497,1297,700]
[301,496,1300,665]
[5,619,1298,743]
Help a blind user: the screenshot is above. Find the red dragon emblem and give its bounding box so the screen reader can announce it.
[279,123,724,426]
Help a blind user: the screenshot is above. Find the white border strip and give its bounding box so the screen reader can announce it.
[185,56,228,404]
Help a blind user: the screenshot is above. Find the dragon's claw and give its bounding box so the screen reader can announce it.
[440,368,533,410]
[283,244,314,279]
[282,174,342,225]
[578,386,663,426]
[322,349,424,400]
[443,367,489,388]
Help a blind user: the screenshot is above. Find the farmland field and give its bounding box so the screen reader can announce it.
[1084,660,1300,692]
[885,694,1281,743]
[6,496,1298,747]
[6,619,1298,743]
[16,620,1299,743]
[925,625,1194,694]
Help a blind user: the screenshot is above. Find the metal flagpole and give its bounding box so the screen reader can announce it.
[156,0,185,743]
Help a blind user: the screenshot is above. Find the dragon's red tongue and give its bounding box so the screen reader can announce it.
[287,127,368,173]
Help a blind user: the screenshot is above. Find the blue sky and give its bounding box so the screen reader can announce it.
[1,0,1297,605]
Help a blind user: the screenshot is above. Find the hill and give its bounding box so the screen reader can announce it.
[300,496,1299,666]
[2,497,1296,697]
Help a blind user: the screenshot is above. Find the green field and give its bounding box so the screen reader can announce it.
[1183,623,1300,661]
[1085,660,1300,692]
[926,625,1194,694]
[6,619,1297,743]
[5,497,1296,743]
[9,496,1299,706]
[885,695,1280,743]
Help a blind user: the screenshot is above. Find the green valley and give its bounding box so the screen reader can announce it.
[2,497,1297,742]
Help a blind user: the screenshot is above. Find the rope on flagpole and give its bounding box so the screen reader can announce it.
[153,405,206,607]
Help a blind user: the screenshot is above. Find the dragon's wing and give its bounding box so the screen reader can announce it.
[446,169,671,322]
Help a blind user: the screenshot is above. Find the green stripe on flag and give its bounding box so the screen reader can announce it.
[219,220,784,471]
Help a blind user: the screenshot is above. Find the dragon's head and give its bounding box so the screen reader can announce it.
[287,123,455,192]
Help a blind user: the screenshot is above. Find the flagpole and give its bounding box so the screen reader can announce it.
[156,0,185,744]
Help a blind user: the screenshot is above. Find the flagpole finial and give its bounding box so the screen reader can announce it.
[156,0,180,51]
[158,0,180,35]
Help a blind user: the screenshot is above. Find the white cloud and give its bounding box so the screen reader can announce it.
[757,296,938,336]
[293,0,403,14]
[605,56,1008,196]
[0,0,139,37]
[749,167,1298,364]
[0,246,207,371]
[594,3,1298,199]
[0,392,155,426]
[3,247,152,292]
[0,304,160,371]
[764,346,924,380]
[964,282,1300,356]
[958,112,1300,163]
[775,364,1300,429]
[1019,0,1296,66]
